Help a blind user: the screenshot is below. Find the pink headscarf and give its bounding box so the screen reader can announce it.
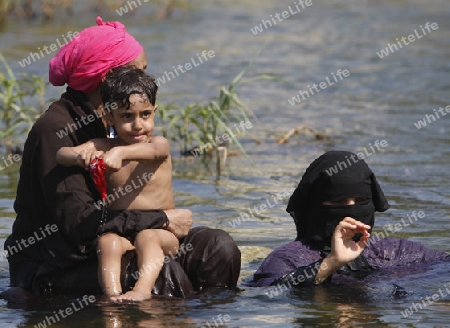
[49,17,143,93]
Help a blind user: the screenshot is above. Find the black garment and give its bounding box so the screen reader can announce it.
[270,259,325,287]
[5,88,241,296]
[34,227,241,298]
[267,244,372,289]
[270,150,390,287]
[286,150,389,243]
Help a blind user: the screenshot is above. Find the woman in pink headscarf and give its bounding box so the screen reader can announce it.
[2,17,240,301]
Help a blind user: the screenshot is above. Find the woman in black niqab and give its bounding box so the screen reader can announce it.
[247,151,449,288]
[287,150,389,246]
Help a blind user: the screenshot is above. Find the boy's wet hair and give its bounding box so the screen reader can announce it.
[101,65,158,109]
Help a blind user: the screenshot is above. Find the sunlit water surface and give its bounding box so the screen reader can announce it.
[0,0,449,327]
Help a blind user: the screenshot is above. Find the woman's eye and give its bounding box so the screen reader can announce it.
[323,198,361,205]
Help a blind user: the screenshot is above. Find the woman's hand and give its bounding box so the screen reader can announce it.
[164,209,193,239]
[315,217,370,284]
[329,217,371,265]
[77,149,104,169]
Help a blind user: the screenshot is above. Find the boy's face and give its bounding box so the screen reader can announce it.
[106,93,157,144]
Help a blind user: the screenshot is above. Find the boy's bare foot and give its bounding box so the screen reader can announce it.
[110,289,151,302]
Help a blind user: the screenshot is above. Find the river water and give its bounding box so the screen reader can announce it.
[0,0,449,327]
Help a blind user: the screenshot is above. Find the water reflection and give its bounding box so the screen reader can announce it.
[99,297,195,328]
[3,295,197,328]
[287,285,387,327]
[333,304,379,328]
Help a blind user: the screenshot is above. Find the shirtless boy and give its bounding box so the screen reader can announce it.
[57,66,177,301]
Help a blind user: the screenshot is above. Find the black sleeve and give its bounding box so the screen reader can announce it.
[269,259,329,287]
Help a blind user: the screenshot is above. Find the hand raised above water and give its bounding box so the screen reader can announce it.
[329,217,371,266]
[315,217,371,285]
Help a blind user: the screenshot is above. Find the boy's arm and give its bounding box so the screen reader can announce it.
[103,136,170,171]
[56,139,108,168]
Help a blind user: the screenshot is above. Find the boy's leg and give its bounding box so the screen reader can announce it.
[112,229,178,301]
[157,229,180,256]
[176,226,241,290]
[97,233,134,296]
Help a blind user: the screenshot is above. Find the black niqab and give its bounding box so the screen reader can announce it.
[286,151,389,245]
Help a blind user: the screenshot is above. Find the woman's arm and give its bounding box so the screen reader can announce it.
[285,218,371,286]
[56,141,94,167]
[258,217,370,288]
[247,241,322,287]
[314,217,371,284]
[56,139,109,168]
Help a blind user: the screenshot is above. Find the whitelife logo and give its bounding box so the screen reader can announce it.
[18,31,80,68]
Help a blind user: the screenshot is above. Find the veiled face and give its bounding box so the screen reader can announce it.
[288,150,389,241]
[323,198,356,206]
[322,197,372,206]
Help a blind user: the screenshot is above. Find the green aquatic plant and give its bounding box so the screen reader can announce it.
[0,0,11,11]
[0,53,44,153]
[158,58,273,175]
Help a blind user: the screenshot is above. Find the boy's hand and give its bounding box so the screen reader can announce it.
[103,147,125,171]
